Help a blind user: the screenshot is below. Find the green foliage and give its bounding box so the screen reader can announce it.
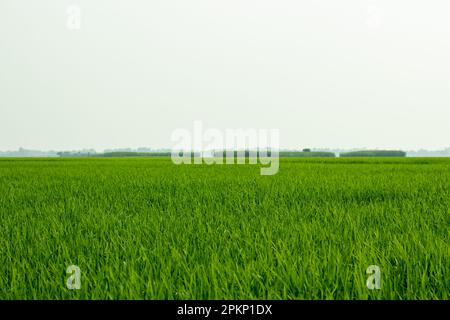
[213,151,335,158]
[0,157,448,299]
[57,151,93,158]
[280,151,335,157]
[340,150,406,157]
[98,152,172,157]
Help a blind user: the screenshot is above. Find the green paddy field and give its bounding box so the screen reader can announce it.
[0,157,448,299]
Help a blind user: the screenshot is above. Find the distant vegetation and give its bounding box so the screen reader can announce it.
[98,152,171,157]
[208,151,336,158]
[57,151,96,158]
[340,150,406,157]
[7,148,445,158]
[280,151,335,157]
[57,150,406,158]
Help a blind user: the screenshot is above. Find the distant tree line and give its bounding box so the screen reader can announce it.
[57,151,95,157]
[55,149,407,158]
[280,151,335,157]
[339,150,406,157]
[98,152,171,157]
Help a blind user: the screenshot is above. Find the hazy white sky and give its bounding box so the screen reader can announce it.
[1,0,449,151]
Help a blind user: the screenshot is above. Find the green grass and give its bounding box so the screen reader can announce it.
[0,157,448,299]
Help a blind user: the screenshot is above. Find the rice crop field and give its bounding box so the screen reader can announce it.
[0,157,448,299]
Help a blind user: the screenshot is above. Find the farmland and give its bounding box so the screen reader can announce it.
[0,157,449,299]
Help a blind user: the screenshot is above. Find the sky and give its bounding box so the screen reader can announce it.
[1,0,449,151]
